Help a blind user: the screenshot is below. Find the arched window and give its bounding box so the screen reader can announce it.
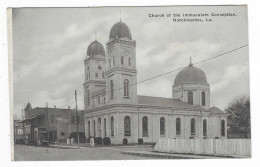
[176,118,181,135]
[102,72,105,79]
[98,117,101,136]
[203,119,207,136]
[93,120,96,137]
[188,91,193,105]
[191,118,195,135]
[142,116,148,137]
[109,59,111,67]
[95,72,98,78]
[129,57,131,66]
[124,79,129,97]
[104,118,106,137]
[87,90,90,106]
[110,80,114,99]
[113,57,115,66]
[124,116,131,136]
[160,117,165,136]
[121,56,124,65]
[88,121,90,137]
[111,116,114,137]
[221,120,225,137]
[202,91,206,106]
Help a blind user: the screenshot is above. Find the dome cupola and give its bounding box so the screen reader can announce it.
[109,21,132,40]
[174,60,208,86]
[87,40,105,57]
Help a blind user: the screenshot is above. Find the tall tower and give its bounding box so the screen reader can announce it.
[105,21,137,105]
[84,40,106,110]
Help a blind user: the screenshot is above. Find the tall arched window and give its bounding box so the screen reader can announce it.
[87,90,90,106]
[128,57,131,66]
[142,116,148,137]
[191,118,195,135]
[124,79,129,97]
[93,120,96,137]
[202,91,206,106]
[110,80,114,99]
[88,121,90,137]
[203,119,207,136]
[113,57,115,66]
[102,72,105,79]
[109,59,111,67]
[176,118,181,135]
[160,117,165,136]
[98,117,101,136]
[111,116,114,137]
[221,120,225,137]
[121,56,124,65]
[188,91,193,105]
[104,118,106,137]
[124,116,131,136]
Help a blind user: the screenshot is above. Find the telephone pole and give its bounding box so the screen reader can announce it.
[46,102,49,141]
[75,90,79,149]
[22,108,25,140]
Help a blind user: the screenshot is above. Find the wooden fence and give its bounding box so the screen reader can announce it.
[153,139,251,157]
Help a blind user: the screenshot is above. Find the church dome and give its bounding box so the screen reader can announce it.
[87,40,105,57]
[174,63,208,86]
[109,21,132,40]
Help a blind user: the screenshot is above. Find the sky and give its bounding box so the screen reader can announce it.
[12,6,249,119]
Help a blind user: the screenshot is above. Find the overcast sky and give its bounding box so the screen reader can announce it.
[12,6,249,119]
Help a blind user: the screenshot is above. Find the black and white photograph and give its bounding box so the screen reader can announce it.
[9,5,251,161]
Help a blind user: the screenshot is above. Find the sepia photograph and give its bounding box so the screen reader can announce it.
[9,5,250,161]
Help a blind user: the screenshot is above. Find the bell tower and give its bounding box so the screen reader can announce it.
[105,21,138,105]
[84,40,106,110]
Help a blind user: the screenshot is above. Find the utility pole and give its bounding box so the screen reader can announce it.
[22,108,25,140]
[46,102,49,141]
[75,90,79,149]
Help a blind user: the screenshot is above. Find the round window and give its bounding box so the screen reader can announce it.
[98,66,102,70]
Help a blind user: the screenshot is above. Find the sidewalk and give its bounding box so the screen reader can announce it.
[122,151,232,159]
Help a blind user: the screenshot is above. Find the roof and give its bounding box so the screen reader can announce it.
[87,40,105,57]
[174,64,208,86]
[208,106,226,115]
[109,21,132,40]
[138,95,204,110]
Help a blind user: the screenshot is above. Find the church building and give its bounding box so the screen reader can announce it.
[83,21,227,144]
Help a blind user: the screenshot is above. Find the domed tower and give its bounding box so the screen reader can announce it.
[84,40,106,110]
[172,60,210,109]
[105,21,137,105]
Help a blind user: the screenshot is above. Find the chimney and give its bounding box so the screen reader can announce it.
[68,106,70,109]
[54,105,56,108]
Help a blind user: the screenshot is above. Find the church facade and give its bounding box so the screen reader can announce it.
[83,21,227,144]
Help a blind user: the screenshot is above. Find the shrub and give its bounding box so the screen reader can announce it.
[103,137,111,146]
[87,136,93,143]
[95,137,103,144]
[138,138,143,144]
[123,138,128,145]
[69,132,87,143]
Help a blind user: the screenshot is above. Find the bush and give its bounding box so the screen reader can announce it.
[123,138,128,145]
[69,132,86,143]
[103,137,111,145]
[138,138,143,144]
[87,136,94,143]
[95,137,103,144]
[16,138,24,144]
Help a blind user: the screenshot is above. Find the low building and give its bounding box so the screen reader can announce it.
[13,119,24,143]
[23,103,84,144]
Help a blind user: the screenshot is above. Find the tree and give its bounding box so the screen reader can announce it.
[225,96,250,137]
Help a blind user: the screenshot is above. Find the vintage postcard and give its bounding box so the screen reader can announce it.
[10,6,250,161]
